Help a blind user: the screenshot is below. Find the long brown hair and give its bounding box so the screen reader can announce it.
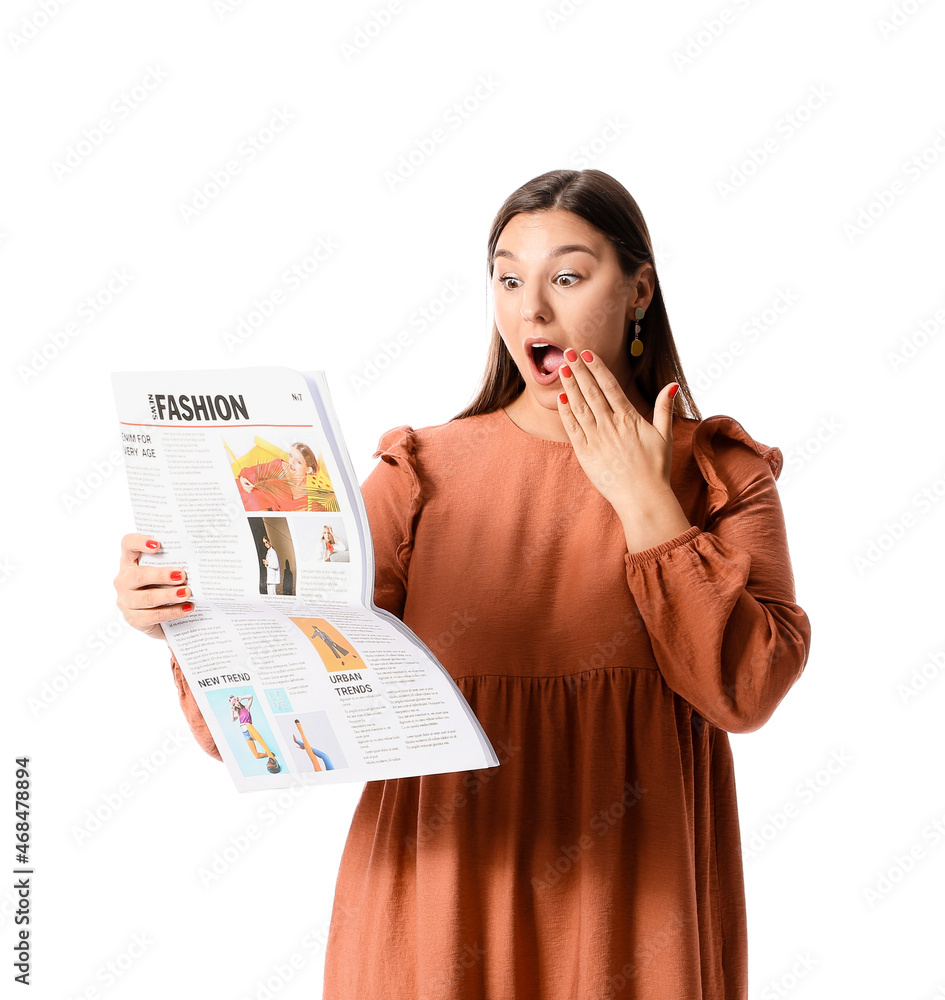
[450,169,700,422]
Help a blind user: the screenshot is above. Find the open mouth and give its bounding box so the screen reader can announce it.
[530,342,566,377]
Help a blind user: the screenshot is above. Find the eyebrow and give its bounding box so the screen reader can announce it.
[493,243,598,262]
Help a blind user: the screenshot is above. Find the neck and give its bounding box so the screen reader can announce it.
[504,378,654,443]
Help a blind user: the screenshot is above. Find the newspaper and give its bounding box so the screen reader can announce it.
[111,367,499,792]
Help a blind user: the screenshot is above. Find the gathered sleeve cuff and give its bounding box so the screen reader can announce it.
[624,415,812,734]
[170,651,223,761]
[360,425,422,621]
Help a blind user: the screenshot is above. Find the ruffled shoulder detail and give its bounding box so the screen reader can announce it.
[367,426,423,583]
[373,424,418,465]
[691,414,783,522]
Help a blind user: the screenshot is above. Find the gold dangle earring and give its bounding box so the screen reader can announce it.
[630,307,645,357]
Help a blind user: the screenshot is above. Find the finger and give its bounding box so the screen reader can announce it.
[565,348,636,421]
[557,349,597,435]
[120,532,162,567]
[115,561,187,598]
[131,562,188,589]
[562,347,616,425]
[124,600,195,635]
[555,389,586,447]
[124,582,192,612]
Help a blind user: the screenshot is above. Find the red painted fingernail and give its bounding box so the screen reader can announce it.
[146,540,160,550]
[559,392,568,404]
[560,364,571,378]
[176,588,187,598]
[170,570,184,582]
[581,350,594,363]
[181,602,193,612]
[670,383,679,397]
[564,348,577,363]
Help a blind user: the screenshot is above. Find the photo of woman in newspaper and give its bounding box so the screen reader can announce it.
[226,436,340,512]
[229,695,281,774]
[248,517,296,597]
[319,523,348,562]
[309,624,352,666]
[291,717,335,772]
[261,536,280,595]
[288,617,362,672]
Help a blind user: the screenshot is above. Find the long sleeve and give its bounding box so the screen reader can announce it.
[623,415,811,734]
[359,425,422,621]
[170,650,223,761]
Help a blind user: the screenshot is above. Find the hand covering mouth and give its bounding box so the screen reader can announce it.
[531,342,566,376]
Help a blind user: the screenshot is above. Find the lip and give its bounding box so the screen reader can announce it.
[523,336,568,386]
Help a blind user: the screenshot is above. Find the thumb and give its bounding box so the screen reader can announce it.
[652,381,679,445]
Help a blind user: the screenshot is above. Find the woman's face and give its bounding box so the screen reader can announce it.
[287,445,312,478]
[492,209,651,403]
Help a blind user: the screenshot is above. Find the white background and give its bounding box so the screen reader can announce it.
[3,1,944,997]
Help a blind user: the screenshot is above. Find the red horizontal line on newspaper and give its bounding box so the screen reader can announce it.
[119,421,315,428]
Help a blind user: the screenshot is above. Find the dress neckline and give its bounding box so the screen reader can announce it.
[496,403,668,446]
[496,406,575,447]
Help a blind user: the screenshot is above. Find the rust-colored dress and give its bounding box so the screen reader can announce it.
[171,407,812,999]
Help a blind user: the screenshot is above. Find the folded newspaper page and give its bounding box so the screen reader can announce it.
[111,367,499,792]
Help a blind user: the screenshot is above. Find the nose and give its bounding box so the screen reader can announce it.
[520,284,551,323]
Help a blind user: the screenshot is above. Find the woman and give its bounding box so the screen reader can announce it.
[237,440,338,512]
[113,168,811,998]
[320,524,346,562]
[228,695,280,773]
[261,535,280,595]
